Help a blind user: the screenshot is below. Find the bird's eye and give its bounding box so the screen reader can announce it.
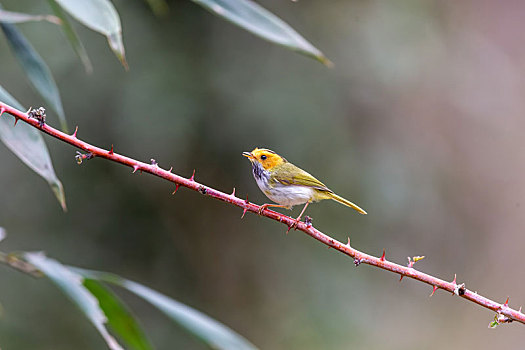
[261,155,267,160]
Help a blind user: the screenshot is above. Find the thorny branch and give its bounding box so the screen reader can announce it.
[1,101,523,328]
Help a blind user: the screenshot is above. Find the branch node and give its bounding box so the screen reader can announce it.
[354,258,361,266]
[198,186,207,195]
[407,255,425,268]
[75,151,94,165]
[489,312,513,328]
[72,126,78,138]
[28,107,46,127]
[454,282,466,296]
[150,158,158,166]
[304,216,312,227]
[430,285,438,297]
[108,144,114,155]
[172,184,180,195]
[380,249,386,261]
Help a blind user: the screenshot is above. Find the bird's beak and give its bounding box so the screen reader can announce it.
[242,151,254,160]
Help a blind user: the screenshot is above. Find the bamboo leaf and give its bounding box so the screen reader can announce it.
[0,14,68,131]
[47,0,93,73]
[25,253,124,350]
[143,0,169,17]
[0,86,66,211]
[192,0,331,65]
[76,268,258,350]
[52,0,127,69]
[83,279,154,350]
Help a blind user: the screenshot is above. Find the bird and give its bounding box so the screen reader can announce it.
[243,148,366,226]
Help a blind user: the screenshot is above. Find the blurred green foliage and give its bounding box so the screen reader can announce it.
[1,0,525,349]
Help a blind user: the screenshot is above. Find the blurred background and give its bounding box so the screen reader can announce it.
[1,0,525,348]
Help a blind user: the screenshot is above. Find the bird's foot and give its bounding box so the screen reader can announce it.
[286,216,302,234]
[257,204,269,215]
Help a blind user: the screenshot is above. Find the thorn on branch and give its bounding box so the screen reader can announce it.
[231,187,236,197]
[430,285,438,297]
[241,208,248,219]
[452,274,457,285]
[72,126,78,138]
[28,107,46,127]
[346,237,351,247]
[189,169,195,181]
[503,297,510,308]
[75,151,94,165]
[132,165,140,173]
[108,145,114,155]
[168,166,173,172]
[14,117,19,126]
[0,106,5,117]
[380,249,386,261]
[172,184,180,195]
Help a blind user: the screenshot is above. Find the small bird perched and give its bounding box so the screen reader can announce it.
[243,148,366,226]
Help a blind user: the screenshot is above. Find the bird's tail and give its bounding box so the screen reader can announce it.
[328,193,367,215]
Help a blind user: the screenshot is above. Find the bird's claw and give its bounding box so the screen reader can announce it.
[257,204,268,215]
[286,217,301,233]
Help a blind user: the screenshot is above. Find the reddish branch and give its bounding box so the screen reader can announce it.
[1,101,523,326]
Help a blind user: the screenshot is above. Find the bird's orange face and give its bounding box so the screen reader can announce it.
[243,148,286,171]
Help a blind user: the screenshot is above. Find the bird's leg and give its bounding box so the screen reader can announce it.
[290,201,311,230]
[258,203,288,215]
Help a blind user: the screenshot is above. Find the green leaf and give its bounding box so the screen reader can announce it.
[52,0,127,69]
[83,279,153,350]
[0,86,67,211]
[24,253,124,350]
[0,9,61,25]
[0,14,68,131]
[76,269,258,350]
[143,0,170,17]
[191,0,331,65]
[47,0,93,73]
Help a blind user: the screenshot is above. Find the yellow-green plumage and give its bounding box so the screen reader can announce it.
[243,148,367,218]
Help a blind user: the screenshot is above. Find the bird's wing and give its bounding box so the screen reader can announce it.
[273,163,332,192]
